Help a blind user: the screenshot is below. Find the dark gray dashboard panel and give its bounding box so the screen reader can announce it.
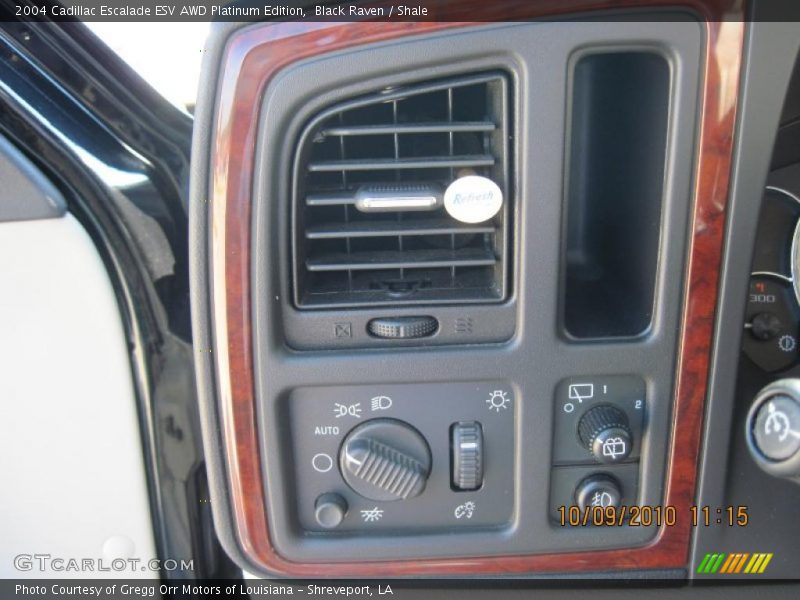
[692,22,800,579]
[250,19,702,563]
[288,382,515,533]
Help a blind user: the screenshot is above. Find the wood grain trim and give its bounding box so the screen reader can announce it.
[209,3,744,576]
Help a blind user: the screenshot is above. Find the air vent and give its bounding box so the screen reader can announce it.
[292,73,510,308]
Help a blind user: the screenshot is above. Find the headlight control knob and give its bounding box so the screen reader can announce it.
[578,405,632,464]
[339,418,431,501]
[746,379,800,482]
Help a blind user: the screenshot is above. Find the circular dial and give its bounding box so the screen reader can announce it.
[574,474,622,510]
[577,405,632,464]
[743,276,799,372]
[746,379,800,481]
[339,418,431,501]
[745,187,800,372]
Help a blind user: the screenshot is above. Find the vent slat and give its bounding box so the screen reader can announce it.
[308,155,495,173]
[306,249,496,272]
[321,121,496,136]
[306,193,356,207]
[305,219,494,239]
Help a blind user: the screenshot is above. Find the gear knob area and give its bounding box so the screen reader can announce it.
[746,379,800,482]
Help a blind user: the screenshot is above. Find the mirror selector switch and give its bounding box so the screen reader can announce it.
[578,405,632,464]
[451,422,484,491]
[339,418,431,501]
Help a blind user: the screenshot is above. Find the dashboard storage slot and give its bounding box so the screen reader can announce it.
[562,51,670,339]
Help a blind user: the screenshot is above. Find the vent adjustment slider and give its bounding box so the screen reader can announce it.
[367,316,438,339]
[355,183,443,213]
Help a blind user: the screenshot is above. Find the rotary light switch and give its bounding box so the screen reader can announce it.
[339,418,431,501]
[451,421,484,491]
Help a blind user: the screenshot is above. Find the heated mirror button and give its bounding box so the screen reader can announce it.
[451,421,484,491]
[367,316,438,339]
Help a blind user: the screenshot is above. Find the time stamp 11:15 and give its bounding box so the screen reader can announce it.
[692,505,750,526]
[557,505,750,527]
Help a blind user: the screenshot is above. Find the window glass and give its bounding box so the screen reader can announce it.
[86,22,209,113]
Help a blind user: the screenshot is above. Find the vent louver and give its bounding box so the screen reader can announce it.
[292,73,510,308]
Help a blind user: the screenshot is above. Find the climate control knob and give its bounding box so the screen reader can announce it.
[578,405,632,464]
[339,418,431,501]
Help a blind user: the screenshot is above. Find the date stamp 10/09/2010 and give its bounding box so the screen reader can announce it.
[557,505,750,528]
